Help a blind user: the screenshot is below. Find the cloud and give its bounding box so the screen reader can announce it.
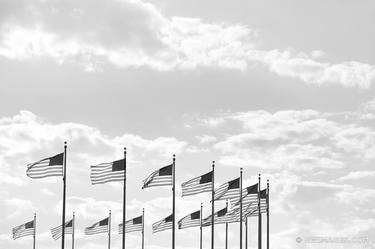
[0,0,374,88]
[204,110,375,172]
[0,110,187,173]
[336,171,375,182]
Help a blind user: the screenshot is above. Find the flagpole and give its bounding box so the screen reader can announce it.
[225,200,228,249]
[245,217,248,249]
[258,174,262,249]
[267,180,269,249]
[122,147,127,249]
[108,210,111,249]
[61,141,67,249]
[172,154,176,249]
[142,208,145,249]
[33,213,36,249]
[72,212,75,249]
[211,161,215,249]
[200,203,203,249]
[240,168,243,249]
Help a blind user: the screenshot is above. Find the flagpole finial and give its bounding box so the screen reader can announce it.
[212,161,215,167]
[124,147,126,153]
[240,167,243,173]
[64,141,67,146]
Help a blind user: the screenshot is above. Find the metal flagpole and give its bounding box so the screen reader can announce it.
[211,161,215,249]
[240,168,243,249]
[267,180,269,249]
[122,148,127,249]
[108,210,111,249]
[258,174,262,249]
[200,203,203,249]
[33,213,36,249]
[245,217,248,249]
[61,141,67,249]
[225,200,228,249]
[142,208,145,249]
[72,212,75,249]
[172,155,176,249]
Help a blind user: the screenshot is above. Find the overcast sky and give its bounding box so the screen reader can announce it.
[1,1,375,249]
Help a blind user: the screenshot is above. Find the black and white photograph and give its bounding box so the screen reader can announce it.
[0,1,374,249]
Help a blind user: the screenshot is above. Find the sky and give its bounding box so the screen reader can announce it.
[0,0,375,249]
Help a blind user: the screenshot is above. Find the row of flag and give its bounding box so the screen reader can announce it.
[13,199,265,241]
[19,143,269,249]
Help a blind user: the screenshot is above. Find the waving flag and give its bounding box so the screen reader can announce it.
[90,159,125,184]
[214,177,240,201]
[12,220,35,240]
[202,207,237,226]
[26,153,63,179]
[85,217,109,235]
[142,164,172,189]
[152,214,173,233]
[51,219,73,240]
[119,215,143,233]
[230,183,258,207]
[181,171,212,197]
[178,210,201,229]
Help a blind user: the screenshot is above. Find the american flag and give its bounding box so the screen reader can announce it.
[231,189,267,209]
[12,220,34,240]
[232,200,267,220]
[202,207,237,226]
[90,159,125,185]
[214,177,240,201]
[142,164,172,189]
[50,219,73,240]
[181,171,212,197]
[119,215,143,233]
[152,214,173,233]
[178,210,201,229]
[230,183,259,208]
[26,153,63,179]
[85,217,109,235]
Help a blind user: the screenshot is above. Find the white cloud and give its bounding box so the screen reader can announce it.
[336,171,375,182]
[0,0,374,88]
[206,110,375,171]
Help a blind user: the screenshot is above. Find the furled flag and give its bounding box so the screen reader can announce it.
[181,171,212,197]
[178,210,201,229]
[90,159,125,185]
[202,207,237,226]
[214,177,240,201]
[119,215,143,234]
[230,183,259,208]
[12,220,34,240]
[26,153,63,179]
[51,219,73,240]
[85,217,109,235]
[142,164,172,189]
[152,214,173,233]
